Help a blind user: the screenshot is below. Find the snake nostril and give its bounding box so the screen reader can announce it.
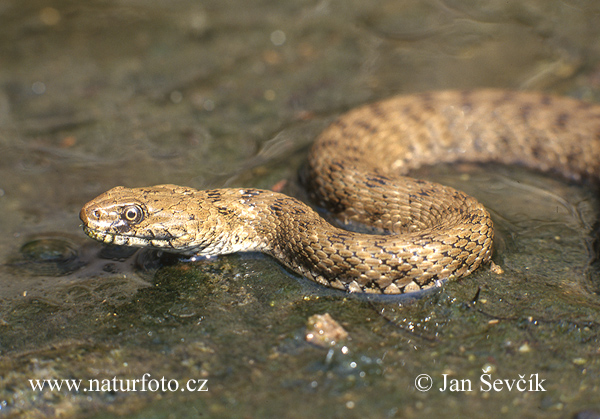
[92,209,101,219]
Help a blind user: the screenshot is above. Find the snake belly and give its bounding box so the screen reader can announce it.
[80,89,600,294]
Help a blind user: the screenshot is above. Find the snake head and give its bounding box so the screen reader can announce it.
[80,185,204,253]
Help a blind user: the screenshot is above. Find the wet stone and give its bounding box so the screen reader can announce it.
[15,235,84,276]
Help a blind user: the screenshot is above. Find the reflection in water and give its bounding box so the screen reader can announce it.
[0,233,185,302]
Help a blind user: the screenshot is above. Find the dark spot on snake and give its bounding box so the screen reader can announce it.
[556,112,569,128]
[241,189,262,198]
[530,145,544,159]
[466,213,481,223]
[520,104,532,122]
[540,95,552,106]
[329,232,348,242]
[320,192,345,213]
[297,219,310,229]
[319,139,335,148]
[460,90,473,105]
[566,153,578,167]
[369,102,385,117]
[366,175,389,187]
[472,138,485,152]
[152,228,177,241]
[577,101,592,110]
[365,206,386,220]
[206,190,222,199]
[217,207,236,217]
[331,119,347,130]
[115,223,132,234]
[421,99,435,113]
[269,200,285,214]
[289,206,307,215]
[355,119,376,133]
[330,161,344,171]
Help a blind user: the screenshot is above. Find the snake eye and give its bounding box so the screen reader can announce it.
[122,205,144,223]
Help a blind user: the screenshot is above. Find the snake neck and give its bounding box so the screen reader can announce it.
[197,188,322,256]
[203,188,347,277]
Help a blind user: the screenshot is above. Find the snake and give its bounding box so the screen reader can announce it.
[80,89,600,294]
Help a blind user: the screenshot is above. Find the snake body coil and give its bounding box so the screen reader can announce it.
[80,90,600,294]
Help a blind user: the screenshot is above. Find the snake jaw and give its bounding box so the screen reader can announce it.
[82,224,201,255]
[82,225,151,247]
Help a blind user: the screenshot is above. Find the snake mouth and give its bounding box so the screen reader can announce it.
[82,226,174,249]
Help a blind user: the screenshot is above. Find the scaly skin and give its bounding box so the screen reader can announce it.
[80,90,600,294]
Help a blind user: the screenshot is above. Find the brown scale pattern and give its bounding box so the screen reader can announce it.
[80,90,600,294]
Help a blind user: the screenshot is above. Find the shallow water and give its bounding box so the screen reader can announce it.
[1,0,600,418]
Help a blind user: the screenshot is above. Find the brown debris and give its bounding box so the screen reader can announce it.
[305,313,349,348]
